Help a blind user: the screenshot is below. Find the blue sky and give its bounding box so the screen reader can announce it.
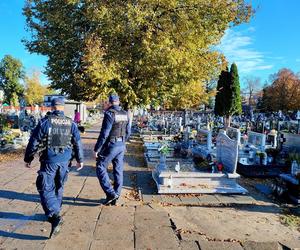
[0,0,48,83]
[0,1,299,87]
[218,0,300,86]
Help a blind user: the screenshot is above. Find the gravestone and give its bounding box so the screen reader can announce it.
[216,132,238,174]
[247,131,266,151]
[280,132,300,153]
[197,115,201,130]
[192,129,214,161]
[266,131,277,148]
[226,127,241,145]
[179,117,183,128]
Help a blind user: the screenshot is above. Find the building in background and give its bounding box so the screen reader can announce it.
[44,95,87,122]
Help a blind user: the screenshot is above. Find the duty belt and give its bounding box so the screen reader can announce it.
[110,136,125,142]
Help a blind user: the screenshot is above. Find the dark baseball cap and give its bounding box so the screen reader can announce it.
[51,97,65,106]
[109,94,119,103]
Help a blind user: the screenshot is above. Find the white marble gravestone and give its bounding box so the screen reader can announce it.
[216,132,238,175]
[247,131,266,151]
[226,127,241,145]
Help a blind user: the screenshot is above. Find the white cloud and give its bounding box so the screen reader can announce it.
[217,29,273,74]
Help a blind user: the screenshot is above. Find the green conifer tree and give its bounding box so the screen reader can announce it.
[229,63,242,116]
[214,67,230,116]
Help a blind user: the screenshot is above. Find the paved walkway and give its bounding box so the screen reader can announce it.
[0,124,299,249]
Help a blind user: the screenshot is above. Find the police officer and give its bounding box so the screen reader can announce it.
[24,97,84,238]
[94,94,130,205]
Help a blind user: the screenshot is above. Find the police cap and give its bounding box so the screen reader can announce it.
[51,97,65,106]
[109,94,119,103]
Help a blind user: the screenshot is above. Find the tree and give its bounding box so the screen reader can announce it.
[0,55,24,105]
[24,70,50,105]
[214,67,231,116]
[166,80,215,110]
[260,68,300,112]
[243,76,261,107]
[23,0,253,108]
[214,63,242,126]
[229,62,242,116]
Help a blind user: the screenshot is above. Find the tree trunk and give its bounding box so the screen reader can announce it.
[224,115,232,128]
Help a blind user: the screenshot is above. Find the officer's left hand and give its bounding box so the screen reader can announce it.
[76,162,84,171]
[94,151,98,159]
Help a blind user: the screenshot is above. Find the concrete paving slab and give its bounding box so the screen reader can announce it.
[198,195,219,204]
[215,194,239,204]
[242,241,282,250]
[180,240,199,250]
[135,209,171,228]
[161,195,183,205]
[94,224,134,242]
[90,239,133,250]
[44,205,101,250]
[198,240,243,250]
[1,219,48,250]
[278,240,300,250]
[98,206,134,225]
[230,195,256,204]
[135,225,179,250]
[179,195,201,206]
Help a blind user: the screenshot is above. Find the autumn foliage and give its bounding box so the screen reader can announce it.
[23,0,253,108]
[260,69,300,112]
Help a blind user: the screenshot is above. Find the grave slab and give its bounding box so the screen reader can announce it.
[152,132,247,194]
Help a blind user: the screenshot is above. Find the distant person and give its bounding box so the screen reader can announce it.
[94,94,131,205]
[74,109,81,124]
[24,97,84,238]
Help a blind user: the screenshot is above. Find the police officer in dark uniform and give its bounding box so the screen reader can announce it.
[94,94,130,205]
[24,97,84,238]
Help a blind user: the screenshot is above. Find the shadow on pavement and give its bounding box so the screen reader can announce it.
[0,212,45,222]
[0,190,100,207]
[0,230,48,240]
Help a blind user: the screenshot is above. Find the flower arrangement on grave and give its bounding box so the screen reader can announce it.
[158,143,170,167]
[217,162,223,172]
[158,143,170,155]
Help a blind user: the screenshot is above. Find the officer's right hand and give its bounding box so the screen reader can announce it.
[76,162,84,171]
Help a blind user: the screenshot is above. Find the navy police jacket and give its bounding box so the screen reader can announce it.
[24,110,84,164]
[94,105,131,154]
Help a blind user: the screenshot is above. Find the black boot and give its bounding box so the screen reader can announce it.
[110,197,118,206]
[103,194,118,206]
[48,215,63,238]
